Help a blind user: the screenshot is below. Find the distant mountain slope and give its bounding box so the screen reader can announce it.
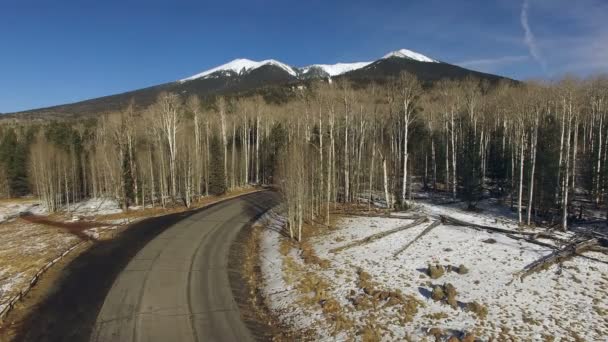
[2,49,514,120]
[341,56,506,84]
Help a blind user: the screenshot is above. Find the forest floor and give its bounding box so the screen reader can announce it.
[256,196,608,341]
[0,187,258,324]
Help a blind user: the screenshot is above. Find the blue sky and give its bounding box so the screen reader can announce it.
[1,0,606,113]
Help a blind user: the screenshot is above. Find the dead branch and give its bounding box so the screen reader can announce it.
[393,220,441,258]
[330,217,428,253]
[439,215,565,243]
[589,245,608,255]
[504,233,558,249]
[338,212,423,220]
[517,238,599,281]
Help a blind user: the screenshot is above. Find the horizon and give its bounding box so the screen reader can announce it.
[1,0,607,113]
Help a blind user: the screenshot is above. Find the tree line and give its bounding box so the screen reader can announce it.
[0,73,606,235]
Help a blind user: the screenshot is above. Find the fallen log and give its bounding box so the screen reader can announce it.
[331,211,391,218]
[589,245,608,255]
[439,215,565,243]
[393,220,442,258]
[516,238,599,281]
[505,233,558,250]
[330,217,428,253]
[338,212,423,220]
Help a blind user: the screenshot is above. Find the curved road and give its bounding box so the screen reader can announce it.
[89,191,279,342]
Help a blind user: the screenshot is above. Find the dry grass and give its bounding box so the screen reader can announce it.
[522,312,542,326]
[282,256,303,285]
[280,239,353,335]
[431,285,445,301]
[358,317,384,342]
[400,294,425,323]
[357,268,377,295]
[240,224,299,341]
[444,283,458,309]
[427,263,445,279]
[593,305,608,316]
[428,327,444,342]
[425,312,449,320]
[279,238,293,256]
[242,224,263,311]
[300,241,330,269]
[354,267,426,327]
[457,264,469,275]
[0,220,81,307]
[467,301,488,320]
[0,198,38,204]
[461,334,476,342]
[429,283,458,309]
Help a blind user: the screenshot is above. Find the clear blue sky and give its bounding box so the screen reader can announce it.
[1,0,606,113]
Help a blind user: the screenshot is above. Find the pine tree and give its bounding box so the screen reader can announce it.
[208,136,226,195]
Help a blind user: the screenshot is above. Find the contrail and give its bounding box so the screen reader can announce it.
[521,0,547,72]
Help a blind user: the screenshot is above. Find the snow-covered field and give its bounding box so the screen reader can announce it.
[0,199,46,224]
[0,197,126,319]
[0,220,80,316]
[258,201,608,341]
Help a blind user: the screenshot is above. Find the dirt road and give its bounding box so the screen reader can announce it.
[90,191,279,341]
[6,191,279,342]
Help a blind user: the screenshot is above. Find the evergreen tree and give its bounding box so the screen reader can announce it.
[208,136,226,195]
[0,128,29,196]
[458,121,483,209]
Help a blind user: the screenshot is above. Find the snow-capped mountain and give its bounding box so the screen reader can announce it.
[180,58,297,82]
[382,49,439,63]
[7,48,511,119]
[180,48,438,82]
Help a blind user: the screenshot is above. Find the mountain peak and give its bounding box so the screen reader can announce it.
[180,48,440,82]
[382,49,438,63]
[180,58,297,82]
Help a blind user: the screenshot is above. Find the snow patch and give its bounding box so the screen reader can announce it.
[300,62,372,76]
[180,58,297,82]
[67,197,122,216]
[0,201,46,224]
[382,48,438,63]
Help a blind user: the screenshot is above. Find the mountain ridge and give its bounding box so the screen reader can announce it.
[178,48,436,82]
[1,48,514,120]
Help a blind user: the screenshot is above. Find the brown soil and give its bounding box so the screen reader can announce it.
[20,215,107,241]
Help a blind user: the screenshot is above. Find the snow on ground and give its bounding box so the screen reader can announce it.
[0,197,128,318]
[259,201,608,341]
[0,200,46,224]
[0,220,79,314]
[67,197,122,216]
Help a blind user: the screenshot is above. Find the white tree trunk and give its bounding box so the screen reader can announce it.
[518,130,526,224]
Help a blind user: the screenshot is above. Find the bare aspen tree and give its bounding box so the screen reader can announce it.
[218,97,229,189]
